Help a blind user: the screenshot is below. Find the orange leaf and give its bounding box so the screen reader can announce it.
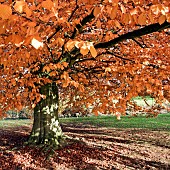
[105,67,112,72]
[41,0,54,10]
[122,13,129,24]
[92,107,98,116]
[120,4,126,14]
[93,6,101,17]
[110,6,118,19]
[0,4,12,19]
[166,13,170,22]
[62,80,69,87]
[114,20,122,29]
[112,0,119,6]
[130,8,138,15]
[57,37,64,46]
[25,5,32,17]
[148,11,154,23]
[138,13,146,25]
[158,15,166,25]
[43,66,50,72]
[62,62,68,67]
[27,22,36,27]
[96,20,101,28]
[16,103,23,111]
[90,45,97,58]
[79,85,85,92]
[80,45,89,56]
[14,1,26,13]
[66,40,75,51]
[71,81,79,88]
[49,71,56,77]
[61,71,69,80]
[13,35,23,47]
[0,22,6,34]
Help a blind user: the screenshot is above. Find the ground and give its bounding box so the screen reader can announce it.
[0,120,169,170]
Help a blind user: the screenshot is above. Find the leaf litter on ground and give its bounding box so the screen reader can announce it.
[0,123,170,170]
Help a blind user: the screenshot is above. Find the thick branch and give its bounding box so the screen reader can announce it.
[94,21,170,49]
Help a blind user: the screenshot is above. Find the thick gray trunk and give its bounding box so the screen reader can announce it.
[28,83,63,147]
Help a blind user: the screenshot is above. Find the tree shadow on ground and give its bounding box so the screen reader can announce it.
[0,126,30,148]
[0,125,170,170]
[61,123,170,148]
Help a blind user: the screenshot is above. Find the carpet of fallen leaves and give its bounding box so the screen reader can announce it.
[0,123,170,170]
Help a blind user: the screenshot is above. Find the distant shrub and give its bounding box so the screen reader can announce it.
[5,107,33,119]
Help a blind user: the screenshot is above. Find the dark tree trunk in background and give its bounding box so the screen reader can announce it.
[28,83,64,147]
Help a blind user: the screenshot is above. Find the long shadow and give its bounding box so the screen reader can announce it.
[61,123,170,148]
[0,126,30,148]
[0,125,169,169]
[117,154,170,170]
[40,139,170,170]
[0,126,31,169]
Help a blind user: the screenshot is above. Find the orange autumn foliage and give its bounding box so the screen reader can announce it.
[0,0,169,116]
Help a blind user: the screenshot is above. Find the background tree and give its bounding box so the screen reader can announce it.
[0,0,170,147]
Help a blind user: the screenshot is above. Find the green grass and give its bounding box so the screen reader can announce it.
[0,119,32,129]
[0,113,170,131]
[60,113,170,131]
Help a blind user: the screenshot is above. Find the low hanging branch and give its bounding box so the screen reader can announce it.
[68,21,170,68]
[94,21,170,49]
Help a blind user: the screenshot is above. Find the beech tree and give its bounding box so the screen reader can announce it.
[0,0,170,147]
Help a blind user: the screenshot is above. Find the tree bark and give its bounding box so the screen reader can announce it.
[28,83,64,147]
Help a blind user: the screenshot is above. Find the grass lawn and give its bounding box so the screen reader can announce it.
[0,113,169,131]
[0,119,32,129]
[60,113,170,131]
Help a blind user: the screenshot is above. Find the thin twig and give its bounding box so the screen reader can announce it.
[100,51,134,62]
[68,0,79,22]
[132,38,145,48]
[47,26,62,43]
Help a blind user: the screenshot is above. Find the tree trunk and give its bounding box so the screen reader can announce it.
[28,83,64,147]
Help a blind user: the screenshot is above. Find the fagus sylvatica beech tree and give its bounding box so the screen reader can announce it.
[0,0,170,147]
